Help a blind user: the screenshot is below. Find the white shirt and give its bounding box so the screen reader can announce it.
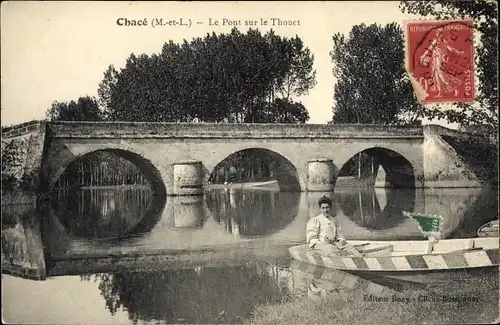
[306,214,345,247]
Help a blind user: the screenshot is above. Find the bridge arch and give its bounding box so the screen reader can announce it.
[48,148,167,195]
[206,147,301,192]
[335,147,417,188]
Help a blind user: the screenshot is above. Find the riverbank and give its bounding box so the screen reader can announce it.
[246,270,498,325]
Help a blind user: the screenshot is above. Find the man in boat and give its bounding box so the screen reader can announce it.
[306,196,362,257]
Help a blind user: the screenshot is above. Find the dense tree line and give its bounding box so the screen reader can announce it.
[97,28,314,123]
[47,29,315,124]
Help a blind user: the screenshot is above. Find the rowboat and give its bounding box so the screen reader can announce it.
[289,237,499,285]
[204,180,279,191]
[478,220,499,237]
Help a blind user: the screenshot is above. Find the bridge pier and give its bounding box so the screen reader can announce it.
[307,158,336,192]
[172,160,204,196]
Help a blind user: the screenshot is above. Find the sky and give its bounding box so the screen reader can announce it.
[1,1,458,128]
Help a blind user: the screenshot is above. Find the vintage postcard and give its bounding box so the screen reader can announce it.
[1,1,498,325]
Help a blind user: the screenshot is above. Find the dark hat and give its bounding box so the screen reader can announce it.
[318,195,332,207]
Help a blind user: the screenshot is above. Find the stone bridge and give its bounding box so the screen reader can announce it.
[1,121,493,200]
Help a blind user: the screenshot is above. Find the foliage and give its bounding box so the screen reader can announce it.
[1,138,38,194]
[97,65,119,119]
[1,139,27,173]
[329,23,424,125]
[98,28,316,123]
[1,173,17,193]
[400,0,498,132]
[235,98,309,124]
[45,96,104,121]
[1,139,28,192]
[267,99,310,123]
[270,33,317,100]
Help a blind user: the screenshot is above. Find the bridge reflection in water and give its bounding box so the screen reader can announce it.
[334,187,416,230]
[51,188,155,239]
[206,189,300,237]
[38,186,498,261]
[2,186,499,324]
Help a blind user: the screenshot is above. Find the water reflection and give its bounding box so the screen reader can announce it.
[171,196,206,229]
[51,188,158,239]
[1,203,45,279]
[4,259,497,325]
[42,188,166,260]
[4,185,499,324]
[287,260,409,300]
[440,186,499,238]
[206,189,300,237]
[334,187,416,230]
[83,262,285,324]
[2,206,30,267]
[42,186,499,260]
[75,259,415,324]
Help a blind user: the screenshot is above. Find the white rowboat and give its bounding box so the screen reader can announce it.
[289,237,499,284]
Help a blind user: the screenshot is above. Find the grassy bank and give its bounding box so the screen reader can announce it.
[246,270,499,325]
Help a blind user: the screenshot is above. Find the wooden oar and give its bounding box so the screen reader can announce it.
[353,243,370,248]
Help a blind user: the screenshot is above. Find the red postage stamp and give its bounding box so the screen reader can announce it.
[405,20,475,104]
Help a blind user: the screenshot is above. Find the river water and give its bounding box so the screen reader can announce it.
[2,186,498,324]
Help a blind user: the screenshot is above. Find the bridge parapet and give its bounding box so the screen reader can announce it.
[45,121,424,139]
[1,121,46,139]
[424,124,479,139]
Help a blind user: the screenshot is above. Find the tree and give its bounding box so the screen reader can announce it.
[45,96,103,121]
[400,0,498,131]
[262,99,309,123]
[330,23,424,125]
[98,28,316,123]
[97,65,119,119]
[265,32,317,102]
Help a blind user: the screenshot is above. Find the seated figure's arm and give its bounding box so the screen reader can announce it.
[335,221,346,242]
[306,218,321,247]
